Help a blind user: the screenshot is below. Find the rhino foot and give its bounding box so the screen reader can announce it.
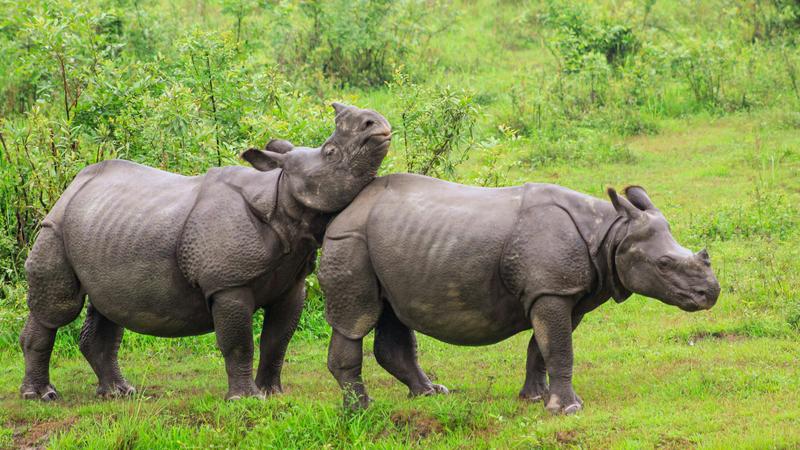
[519,382,548,402]
[409,383,449,397]
[545,389,583,415]
[97,381,136,399]
[259,384,283,396]
[226,383,267,401]
[344,393,372,411]
[21,383,59,402]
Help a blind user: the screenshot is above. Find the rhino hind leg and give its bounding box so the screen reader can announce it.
[318,235,382,341]
[374,306,448,397]
[20,227,85,401]
[328,329,370,410]
[79,304,135,398]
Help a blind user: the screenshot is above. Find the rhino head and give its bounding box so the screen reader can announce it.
[242,102,391,212]
[609,186,720,312]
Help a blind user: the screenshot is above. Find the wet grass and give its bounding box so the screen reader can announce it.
[2,113,800,448]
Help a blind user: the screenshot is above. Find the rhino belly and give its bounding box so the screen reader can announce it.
[385,277,530,346]
[63,162,212,336]
[368,187,530,346]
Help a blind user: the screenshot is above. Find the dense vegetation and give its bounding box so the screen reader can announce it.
[1,0,799,447]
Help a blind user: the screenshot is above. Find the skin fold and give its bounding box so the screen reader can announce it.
[318,175,721,414]
[20,103,391,401]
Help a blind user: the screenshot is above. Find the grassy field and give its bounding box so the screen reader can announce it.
[2,0,800,448]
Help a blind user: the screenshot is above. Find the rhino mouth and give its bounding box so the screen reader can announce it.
[675,289,717,312]
[363,131,392,151]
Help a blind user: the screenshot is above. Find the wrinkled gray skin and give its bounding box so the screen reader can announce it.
[20,103,391,401]
[318,176,720,414]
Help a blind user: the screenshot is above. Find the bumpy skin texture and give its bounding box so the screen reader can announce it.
[20,103,391,401]
[319,174,721,414]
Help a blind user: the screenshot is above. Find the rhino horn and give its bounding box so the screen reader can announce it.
[697,248,711,265]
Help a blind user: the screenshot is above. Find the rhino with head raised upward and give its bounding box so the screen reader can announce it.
[20,103,391,401]
[318,175,720,414]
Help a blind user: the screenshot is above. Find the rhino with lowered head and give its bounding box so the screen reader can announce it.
[20,103,391,401]
[318,175,720,414]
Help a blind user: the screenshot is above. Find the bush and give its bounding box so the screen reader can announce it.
[538,1,640,73]
[688,187,799,242]
[388,71,479,179]
[268,0,452,88]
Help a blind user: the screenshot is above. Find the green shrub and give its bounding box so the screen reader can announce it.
[268,0,451,88]
[788,300,800,331]
[688,187,799,241]
[388,71,479,179]
[538,1,640,72]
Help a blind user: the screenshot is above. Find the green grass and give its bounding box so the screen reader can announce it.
[2,113,800,448]
[2,0,800,447]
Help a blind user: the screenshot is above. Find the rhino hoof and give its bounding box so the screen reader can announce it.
[97,382,136,399]
[519,383,548,402]
[21,384,59,402]
[546,401,582,415]
[344,395,372,411]
[410,384,449,397]
[519,392,546,402]
[260,385,283,396]
[226,386,267,401]
[432,384,449,394]
[545,391,583,415]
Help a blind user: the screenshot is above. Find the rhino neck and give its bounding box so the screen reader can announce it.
[273,172,332,252]
[594,218,633,303]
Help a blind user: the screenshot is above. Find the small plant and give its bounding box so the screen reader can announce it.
[671,39,732,109]
[269,0,452,88]
[788,300,800,332]
[538,1,640,73]
[389,70,479,179]
[688,185,799,242]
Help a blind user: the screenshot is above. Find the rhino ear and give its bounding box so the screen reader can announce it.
[624,185,657,211]
[265,139,294,155]
[241,148,288,172]
[608,187,642,220]
[331,102,350,116]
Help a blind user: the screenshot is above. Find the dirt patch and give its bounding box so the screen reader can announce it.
[657,435,695,449]
[688,331,747,344]
[390,410,443,440]
[13,417,77,450]
[555,429,579,444]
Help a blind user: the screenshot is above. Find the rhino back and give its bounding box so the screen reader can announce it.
[364,174,529,345]
[62,160,209,335]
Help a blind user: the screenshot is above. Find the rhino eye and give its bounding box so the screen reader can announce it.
[656,256,675,270]
[362,120,375,130]
[323,145,337,158]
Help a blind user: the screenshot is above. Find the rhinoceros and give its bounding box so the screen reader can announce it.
[318,175,720,414]
[20,103,391,401]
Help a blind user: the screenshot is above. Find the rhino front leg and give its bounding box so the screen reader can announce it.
[374,306,448,397]
[520,312,585,403]
[212,287,264,400]
[255,282,305,395]
[531,295,582,415]
[328,330,370,410]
